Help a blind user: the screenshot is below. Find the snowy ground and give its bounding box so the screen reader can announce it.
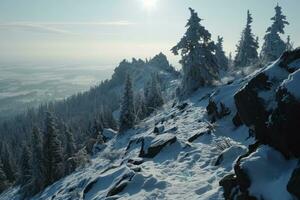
[0,77,255,200]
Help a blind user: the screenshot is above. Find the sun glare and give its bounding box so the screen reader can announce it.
[142,0,158,11]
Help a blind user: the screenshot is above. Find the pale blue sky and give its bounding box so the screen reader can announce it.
[0,0,299,67]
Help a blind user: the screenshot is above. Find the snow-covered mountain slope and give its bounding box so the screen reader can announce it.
[2,49,300,200]
[0,72,254,200]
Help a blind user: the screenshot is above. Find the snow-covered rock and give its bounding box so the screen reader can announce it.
[102,128,118,141]
[235,48,300,157]
[241,145,297,200]
[2,50,300,200]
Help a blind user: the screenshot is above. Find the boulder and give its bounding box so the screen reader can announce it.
[232,112,243,127]
[287,166,300,198]
[153,125,165,134]
[128,158,144,165]
[215,145,247,168]
[207,99,231,122]
[106,172,135,197]
[164,126,178,133]
[177,102,188,110]
[234,49,300,157]
[219,143,260,200]
[219,174,237,200]
[140,133,177,158]
[188,130,211,143]
[206,99,218,122]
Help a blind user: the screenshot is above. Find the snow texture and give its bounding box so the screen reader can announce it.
[281,69,300,100]
[240,145,297,200]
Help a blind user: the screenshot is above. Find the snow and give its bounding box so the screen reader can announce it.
[0,82,249,200]
[102,128,117,141]
[217,145,247,170]
[1,57,297,200]
[264,60,289,81]
[288,59,300,70]
[281,69,300,100]
[240,145,298,200]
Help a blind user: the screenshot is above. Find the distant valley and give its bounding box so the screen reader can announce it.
[0,64,113,120]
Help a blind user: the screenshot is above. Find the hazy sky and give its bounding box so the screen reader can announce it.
[0,0,299,67]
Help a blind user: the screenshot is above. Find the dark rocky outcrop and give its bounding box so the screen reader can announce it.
[219,143,260,200]
[140,134,177,158]
[287,165,300,198]
[219,174,237,200]
[188,130,211,143]
[128,158,144,165]
[177,102,189,110]
[232,112,243,127]
[207,99,231,122]
[153,125,165,134]
[106,172,135,197]
[234,49,300,157]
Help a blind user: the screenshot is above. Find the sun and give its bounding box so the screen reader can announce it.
[141,0,158,11]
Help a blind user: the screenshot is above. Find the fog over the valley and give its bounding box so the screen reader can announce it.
[0,63,113,119]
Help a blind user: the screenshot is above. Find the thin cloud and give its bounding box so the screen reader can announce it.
[40,21,135,26]
[0,21,134,35]
[0,22,74,35]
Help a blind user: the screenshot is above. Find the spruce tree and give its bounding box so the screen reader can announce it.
[286,35,293,51]
[64,125,76,175]
[18,143,34,198]
[0,159,9,192]
[43,111,64,185]
[119,75,135,132]
[234,10,259,67]
[19,144,32,185]
[145,75,164,114]
[30,126,45,194]
[215,36,229,71]
[0,144,16,183]
[134,92,147,121]
[171,8,219,95]
[228,52,234,69]
[260,4,289,63]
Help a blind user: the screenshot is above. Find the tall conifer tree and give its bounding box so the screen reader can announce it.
[119,75,135,132]
[260,4,289,63]
[234,10,259,67]
[172,8,219,95]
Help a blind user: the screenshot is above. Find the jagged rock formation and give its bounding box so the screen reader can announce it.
[221,48,300,199]
[235,48,300,157]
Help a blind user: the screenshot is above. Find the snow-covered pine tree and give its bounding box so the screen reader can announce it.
[215,36,229,71]
[0,159,9,192]
[100,106,118,131]
[134,92,147,121]
[91,118,103,139]
[286,35,293,51]
[19,143,33,198]
[260,4,289,64]
[64,125,76,175]
[85,118,105,154]
[20,144,32,183]
[74,147,89,169]
[145,75,164,114]
[30,126,45,194]
[119,74,135,132]
[0,144,16,183]
[234,10,259,68]
[228,52,234,69]
[43,111,64,185]
[171,8,219,95]
[144,81,151,103]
